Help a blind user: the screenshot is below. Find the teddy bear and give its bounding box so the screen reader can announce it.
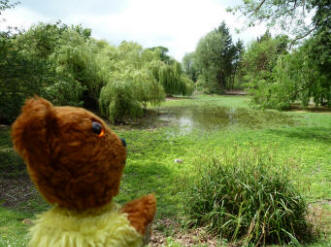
[11,97,156,247]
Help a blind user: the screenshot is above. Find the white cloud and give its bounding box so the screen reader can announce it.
[0,6,51,31]
[1,0,268,60]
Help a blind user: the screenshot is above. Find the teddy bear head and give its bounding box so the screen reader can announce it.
[12,97,126,210]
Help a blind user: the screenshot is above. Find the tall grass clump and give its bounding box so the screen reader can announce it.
[185,148,312,246]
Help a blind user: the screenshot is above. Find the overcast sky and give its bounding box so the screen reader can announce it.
[1,0,268,61]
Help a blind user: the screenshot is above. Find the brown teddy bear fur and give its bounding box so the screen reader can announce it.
[11,97,156,235]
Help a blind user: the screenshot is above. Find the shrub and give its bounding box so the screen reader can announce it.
[185,149,312,245]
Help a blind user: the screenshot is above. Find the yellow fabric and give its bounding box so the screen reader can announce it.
[28,202,143,247]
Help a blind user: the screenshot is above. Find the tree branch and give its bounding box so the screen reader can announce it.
[255,0,266,12]
[291,0,297,11]
[291,27,317,43]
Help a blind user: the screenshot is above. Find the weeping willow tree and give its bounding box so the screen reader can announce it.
[48,33,107,110]
[99,79,143,123]
[98,41,195,123]
[99,69,165,123]
[98,42,166,123]
[155,61,194,96]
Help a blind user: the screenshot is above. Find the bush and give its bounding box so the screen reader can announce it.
[185,149,312,245]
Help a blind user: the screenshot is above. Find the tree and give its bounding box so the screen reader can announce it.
[195,22,239,93]
[0,0,15,12]
[0,36,56,123]
[15,22,97,108]
[242,33,289,107]
[148,46,173,64]
[98,41,167,123]
[229,0,330,108]
[271,38,330,108]
[157,61,193,96]
[182,52,199,82]
[0,3,61,123]
[228,40,244,90]
[228,0,316,41]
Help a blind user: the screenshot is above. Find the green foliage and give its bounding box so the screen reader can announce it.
[194,22,242,93]
[147,46,173,64]
[185,149,312,245]
[243,33,330,109]
[242,34,289,107]
[41,80,85,106]
[182,52,199,82]
[229,0,330,110]
[99,65,165,123]
[158,62,182,96]
[0,22,98,123]
[271,43,330,109]
[180,75,195,96]
[98,41,167,123]
[0,36,56,123]
[50,39,105,108]
[150,60,194,97]
[17,22,104,109]
[99,80,143,123]
[228,40,245,90]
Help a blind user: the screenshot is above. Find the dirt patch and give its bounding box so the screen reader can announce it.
[307,201,331,239]
[0,177,38,208]
[288,104,331,113]
[149,219,220,247]
[224,90,247,95]
[166,96,195,101]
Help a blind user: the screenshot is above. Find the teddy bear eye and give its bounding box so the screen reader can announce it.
[92,121,105,137]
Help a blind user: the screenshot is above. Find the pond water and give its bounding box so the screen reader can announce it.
[130,104,294,134]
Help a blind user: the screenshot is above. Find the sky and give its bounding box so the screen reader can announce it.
[0,0,268,61]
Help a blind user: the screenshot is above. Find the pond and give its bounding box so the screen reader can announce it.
[129,104,295,134]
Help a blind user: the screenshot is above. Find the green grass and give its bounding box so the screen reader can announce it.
[0,207,31,247]
[1,95,330,246]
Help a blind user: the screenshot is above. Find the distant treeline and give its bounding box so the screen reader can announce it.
[183,23,330,109]
[0,22,194,124]
[183,0,330,109]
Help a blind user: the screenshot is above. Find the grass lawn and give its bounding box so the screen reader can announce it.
[0,95,330,246]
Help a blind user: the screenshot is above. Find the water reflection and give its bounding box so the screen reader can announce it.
[130,105,294,134]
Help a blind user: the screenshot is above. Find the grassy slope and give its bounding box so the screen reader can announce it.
[0,95,330,246]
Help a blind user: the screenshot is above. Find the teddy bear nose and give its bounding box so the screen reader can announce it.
[120,138,127,147]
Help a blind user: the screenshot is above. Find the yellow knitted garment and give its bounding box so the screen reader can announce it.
[28,202,143,247]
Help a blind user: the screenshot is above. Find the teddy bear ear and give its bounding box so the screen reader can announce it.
[11,96,58,160]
